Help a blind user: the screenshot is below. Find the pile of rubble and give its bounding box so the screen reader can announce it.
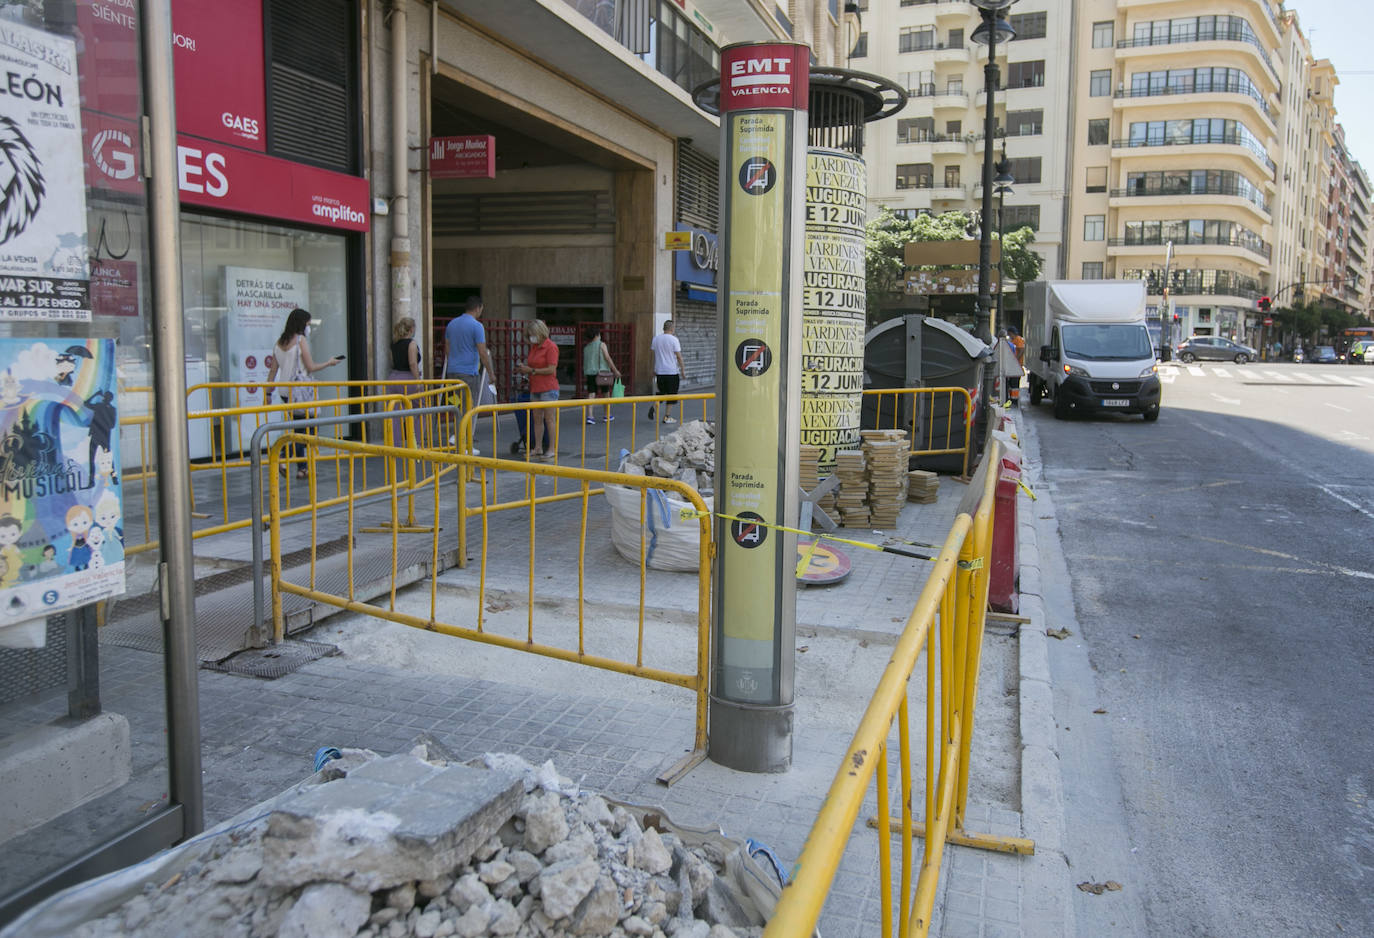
[62,750,767,938]
[618,421,715,497]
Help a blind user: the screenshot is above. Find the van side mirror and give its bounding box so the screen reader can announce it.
[1039,345,1053,364]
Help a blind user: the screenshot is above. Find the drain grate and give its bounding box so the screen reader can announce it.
[202,640,339,679]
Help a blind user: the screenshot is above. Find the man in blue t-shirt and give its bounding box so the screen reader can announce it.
[443,296,495,412]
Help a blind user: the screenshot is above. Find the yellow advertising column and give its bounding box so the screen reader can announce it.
[801,150,867,472]
[708,42,810,773]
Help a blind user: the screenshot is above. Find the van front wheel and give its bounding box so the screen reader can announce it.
[1143,405,1160,422]
[1053,389,1071,419]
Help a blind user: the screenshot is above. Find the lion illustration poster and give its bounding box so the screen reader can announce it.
[0,20,90,322]
[0,338,122,643]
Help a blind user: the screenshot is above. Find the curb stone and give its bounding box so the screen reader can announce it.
[1008,406,1075,938]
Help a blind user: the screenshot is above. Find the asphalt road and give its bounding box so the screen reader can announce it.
[1024,360,1374,937]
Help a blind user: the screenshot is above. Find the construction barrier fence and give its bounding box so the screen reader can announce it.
[265,431,713,778]
[764,439,1033,938]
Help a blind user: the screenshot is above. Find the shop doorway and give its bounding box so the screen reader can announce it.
[510,286,606,392]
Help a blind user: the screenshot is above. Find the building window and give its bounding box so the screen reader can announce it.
[1089,69,1112,97]
[900,26,936,53]
[946,120,962,135]
[851,32,867,57]
[1088,119,1110,145]
[1007,60,1045,88]
[896,163,933,189]
[1092,21,1114,48]
[1082,262,1105,279]
[1009,11,1046,40]
[897,117,935,143]
[1004,205,1040,230]
[944,165,961,188]
[1084,215,1106,241]
[946,29,964,49]
[1007,109,1043,136]
[1008,157,1042,184]
[774,3,793,36]
[1086,167,1108,192]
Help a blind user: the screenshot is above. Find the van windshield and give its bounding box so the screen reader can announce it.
[1061,324,1154,361]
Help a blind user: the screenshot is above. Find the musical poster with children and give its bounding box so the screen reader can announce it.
[0,337,123,637]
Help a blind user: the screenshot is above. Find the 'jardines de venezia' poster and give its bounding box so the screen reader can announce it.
[0,337,122,640]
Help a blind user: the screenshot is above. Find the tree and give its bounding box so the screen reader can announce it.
[864,207,1044,321]
[1273,302,1320,341]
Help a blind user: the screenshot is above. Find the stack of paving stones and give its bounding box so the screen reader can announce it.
[833,449,869,528]
[906,469,940,505]
[797,445,836,519]
[861,430,910,528]
[619,421,715,497]
[65,750,763,938]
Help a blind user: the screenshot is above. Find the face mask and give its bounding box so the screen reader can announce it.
[304,325,311,337]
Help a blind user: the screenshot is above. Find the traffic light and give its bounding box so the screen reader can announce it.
[1172,313,1181,323]
[1259,295,1272,312]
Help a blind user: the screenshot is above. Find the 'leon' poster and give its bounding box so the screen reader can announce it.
[0,19,90,322]
[0,338,123,642]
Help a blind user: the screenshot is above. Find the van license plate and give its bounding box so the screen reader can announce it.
[1101,399,1129,407]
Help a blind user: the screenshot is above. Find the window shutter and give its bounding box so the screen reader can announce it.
[265,0,358,174]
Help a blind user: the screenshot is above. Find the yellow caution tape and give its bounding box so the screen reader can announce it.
[1017,478,1037,501]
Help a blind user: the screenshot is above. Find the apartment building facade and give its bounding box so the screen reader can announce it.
[852,0,1071,283]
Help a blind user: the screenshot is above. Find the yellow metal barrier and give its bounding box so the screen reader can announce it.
[765,441,1032,938]
[115,382,469,556]
[265,432,715,770]
[860,386,975,478]
[455,393,714,568]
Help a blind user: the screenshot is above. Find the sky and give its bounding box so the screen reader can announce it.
[1290,0,1374,169]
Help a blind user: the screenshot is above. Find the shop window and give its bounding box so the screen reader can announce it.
[180,214,350,397]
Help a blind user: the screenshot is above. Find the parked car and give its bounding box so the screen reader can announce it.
[1174,335,1259,364]
[1347,340,1374,364]
[1313,345,1341,364]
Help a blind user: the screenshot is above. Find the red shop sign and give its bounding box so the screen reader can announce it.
[172,0,267,151]
[430,135,496,179]
[176,138,370,231]
[91,260,139,317]
[720,44,810,112]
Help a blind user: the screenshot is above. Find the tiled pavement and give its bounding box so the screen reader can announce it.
[5,402,1066,936]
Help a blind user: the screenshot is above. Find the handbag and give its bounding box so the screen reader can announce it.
[611,379,625,398]
[596,369,615,389]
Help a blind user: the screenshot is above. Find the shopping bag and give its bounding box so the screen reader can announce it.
[611,379,625,398]
[477,369,498,407]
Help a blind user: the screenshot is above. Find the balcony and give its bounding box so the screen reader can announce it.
[1109,234,1272,262]
[931,185,967,201]
[1111,136,1276,174]
[930,91,969,110]
[1113,85,1275,128]
[1108,181,1270,216]
[932,43,970,65]
[1114,31,1281,86]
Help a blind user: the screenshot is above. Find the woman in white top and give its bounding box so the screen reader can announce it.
[267,307,343,478]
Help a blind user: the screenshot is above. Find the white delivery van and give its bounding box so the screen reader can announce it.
[1024,280,1161,422]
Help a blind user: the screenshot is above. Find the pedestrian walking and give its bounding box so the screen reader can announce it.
[267,308,344,479]
[582,326,621,424]
[442,296,495,418]
[516,319,559,461]
[647,319,685,424]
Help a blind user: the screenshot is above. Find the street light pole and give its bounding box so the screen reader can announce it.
[993,152,1014,330]
[1159,240,1173,361]
[971,1,1017,346]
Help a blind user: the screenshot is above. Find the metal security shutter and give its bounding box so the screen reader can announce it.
[265,0,358,174]
[431,191,615,237]
[676,141,718,232]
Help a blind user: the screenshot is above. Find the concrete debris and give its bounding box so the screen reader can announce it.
[622,421,716,496]
[65,751,771,938]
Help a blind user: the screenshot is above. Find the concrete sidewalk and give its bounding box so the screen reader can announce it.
[11,402,1078,935]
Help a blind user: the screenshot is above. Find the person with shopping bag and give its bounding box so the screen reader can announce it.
[582,326,621,425]
[267,307,344,479]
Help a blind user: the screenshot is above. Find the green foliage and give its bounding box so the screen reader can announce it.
[864,207,1044,318]
[1274,302,1321,339]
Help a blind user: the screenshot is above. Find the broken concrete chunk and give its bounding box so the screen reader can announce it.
[522,791,570,855]
[539,857,601,920]
[277,882,371,938]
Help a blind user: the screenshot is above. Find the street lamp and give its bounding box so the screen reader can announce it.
[993,152,1014,332]
[970,0,1017,348]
